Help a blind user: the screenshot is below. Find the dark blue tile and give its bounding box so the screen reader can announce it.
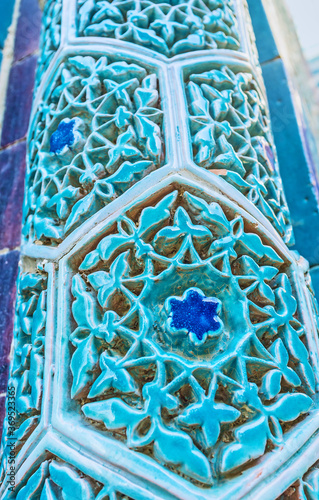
[247,0,279,64]
[14,0,42,61]
[0,251,19,437]
[0,357,10,393]
[0,0,14,50]
[0,142,26,251]
[1,55,37,147]
[0,251,19,362]
[262,58,319,265]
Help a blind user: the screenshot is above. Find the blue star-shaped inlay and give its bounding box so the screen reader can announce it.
[50,119,76,154]
[166,288,223,345]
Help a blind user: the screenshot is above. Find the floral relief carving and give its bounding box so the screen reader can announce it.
[278,463,319,500]
[77,0,240,56]
[35,0,63,86]
[186,65,293,244]
[10,458,136,500]
[24,55,164,245]
[0,272,47,485]
[69,189,314,485]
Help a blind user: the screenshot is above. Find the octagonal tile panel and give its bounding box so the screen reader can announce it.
[48,176,319,498]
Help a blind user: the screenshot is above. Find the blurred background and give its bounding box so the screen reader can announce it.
[287,0,319,76]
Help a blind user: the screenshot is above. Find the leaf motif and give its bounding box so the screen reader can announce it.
[71,275,100,329]
[187,81,210,116]
[69,56,96,76]
[153,424,212,484]
[193,124,216,168]
[89,354,137,398]
[236,232,284,265]
[85,18,119,37]
[65,191,99,234]
[260,369,282,400]
[40,479,59,500]
[178,399,240,448]
[184,192,230,233]
[31,291,47,339]
[70,334,99,399]
[138,191,177,240]
[78,0,96,33]
[220,417,269,473]
[108,160,152,194]
[16,461,49,500]
[103,62,146,83]
[94,4,123,24]
[303,469,319,500]
[82,398,143,436]
[267,393,312,422]
[49,462,95,500]
[154,206,211,251]
[79,249,102,271]
[34,214,64,241]
[285,327,316,393]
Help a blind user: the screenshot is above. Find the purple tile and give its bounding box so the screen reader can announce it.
[14,0,42,62]
[0,395,6,438]
[1,55,37,148]
[0,142,26,250]
[0,251,19,362]
[0,357,10,393]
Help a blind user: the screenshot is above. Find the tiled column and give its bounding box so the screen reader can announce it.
[0,0,42,438]
[1,1,319,498]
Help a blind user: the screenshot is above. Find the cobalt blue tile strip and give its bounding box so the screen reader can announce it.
[247,0,319,297]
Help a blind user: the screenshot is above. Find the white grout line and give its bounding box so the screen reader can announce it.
[0,0,22,141]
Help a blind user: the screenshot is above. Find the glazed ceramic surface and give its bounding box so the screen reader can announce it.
[1,1,319,499]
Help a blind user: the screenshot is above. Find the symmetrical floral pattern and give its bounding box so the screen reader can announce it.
[0,272,47,484]
[186,66,293,244]
[35,0,62,87]
[77,0,240,56]
[10,458,135,500]
[24,55,164,245]
[69,189,315,485]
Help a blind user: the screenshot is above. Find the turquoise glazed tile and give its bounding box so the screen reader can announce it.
[24,54,166,244]
[76,0,241,56]
[2,1,319,499]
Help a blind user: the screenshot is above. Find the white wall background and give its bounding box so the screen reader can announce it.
[285,0,319,59]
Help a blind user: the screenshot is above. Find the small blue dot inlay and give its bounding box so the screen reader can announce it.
[169,289,221,341]
[50,120,76,153]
